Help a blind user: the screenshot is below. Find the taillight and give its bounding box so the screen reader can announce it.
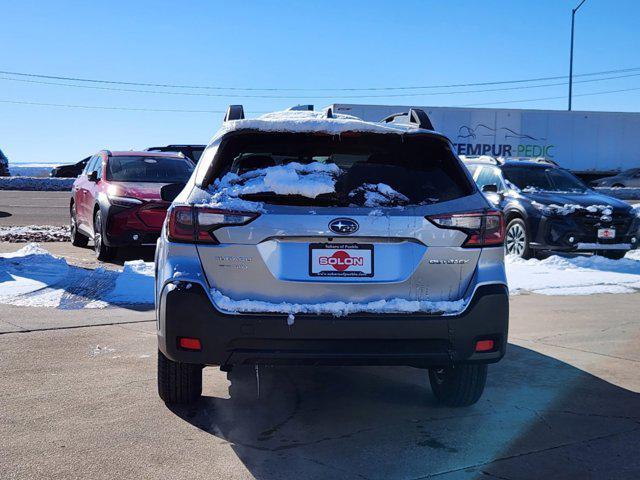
[427,210,504,248]
[167,206,259,243]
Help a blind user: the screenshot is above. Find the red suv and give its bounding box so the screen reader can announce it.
[70,150,194,260]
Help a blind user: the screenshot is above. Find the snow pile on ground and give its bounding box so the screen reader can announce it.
[0,244,154,308]
[0,176,74,191]
[204,162,342,211]
[2,244,640,311]
[349,183,410,207]
[0,225,70,242]
[506,251,640,295]
[211,289,465,317]
[9,163,57,178]
[106,260,154,304]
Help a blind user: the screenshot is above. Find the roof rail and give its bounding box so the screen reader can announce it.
[460,155,502,165]
[505,156,558,167]
[288,104,314,111]
[380,108,434,130]
[224,105,245,122]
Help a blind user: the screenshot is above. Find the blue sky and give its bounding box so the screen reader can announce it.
[1,0,639,163]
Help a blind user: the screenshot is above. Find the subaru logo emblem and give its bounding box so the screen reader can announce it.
[329,218,359,235]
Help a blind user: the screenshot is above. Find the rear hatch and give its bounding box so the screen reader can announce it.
[194,132,490,305]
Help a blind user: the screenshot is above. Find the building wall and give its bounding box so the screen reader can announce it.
[332,104,640,174]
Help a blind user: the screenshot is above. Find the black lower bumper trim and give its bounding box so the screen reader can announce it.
[158,283,509,368]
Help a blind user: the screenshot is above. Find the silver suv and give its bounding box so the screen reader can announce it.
[155,106,509,407]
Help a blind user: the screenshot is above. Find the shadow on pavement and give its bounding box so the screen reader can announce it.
[169,345,640,480]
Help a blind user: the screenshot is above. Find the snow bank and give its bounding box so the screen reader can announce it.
[506,252,640,295]
[211,289,465,317]
[2,243,640,311]
[0,244,154,308]
[0,176,74,191]
[0,225,70,242]
[104,260,154,304]
[9,163,57,178]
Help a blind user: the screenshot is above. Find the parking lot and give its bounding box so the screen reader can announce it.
[1,238,639,479]
[0,191,69,226]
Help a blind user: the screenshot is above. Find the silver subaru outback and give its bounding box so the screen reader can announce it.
[155,106,508,407]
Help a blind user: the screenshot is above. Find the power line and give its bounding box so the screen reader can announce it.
[0,99,230,113]
[457,86,640,107]
[0,66,639,92]
[1,72,640,99]
[2,86,638,113]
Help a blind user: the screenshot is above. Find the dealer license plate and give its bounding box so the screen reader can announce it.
[309,243,374,277]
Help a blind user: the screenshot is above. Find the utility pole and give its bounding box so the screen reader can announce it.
[569,0,588,111]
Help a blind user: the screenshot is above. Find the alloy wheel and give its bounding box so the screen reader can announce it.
[505,222,526,256]
[94,213,102,256]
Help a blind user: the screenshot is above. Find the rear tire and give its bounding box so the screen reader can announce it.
[429,364,487,407]
[157,350,203,404]
[70,204,88,247]
[505,218,532,259]
[93,210,116,261]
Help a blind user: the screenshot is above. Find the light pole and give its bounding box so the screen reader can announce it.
[569,0,588,111]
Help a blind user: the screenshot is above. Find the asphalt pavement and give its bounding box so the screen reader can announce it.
[0,191,69,226]
[1,288,639,479]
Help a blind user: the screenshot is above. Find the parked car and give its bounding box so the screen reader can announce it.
[155,106,509,407]
[590,168,640,188]
[463,156,639,260]
[50,156,90,178]
[70,150,194,260]
[0,148,10,176]
[146,144,205,163]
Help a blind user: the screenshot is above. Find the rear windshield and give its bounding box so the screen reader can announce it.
[210,133,473,207]
[502,165,588,193]
[106,156,193,183]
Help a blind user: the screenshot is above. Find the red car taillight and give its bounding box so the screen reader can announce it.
[427,210,505,248]
[167,206,260,243]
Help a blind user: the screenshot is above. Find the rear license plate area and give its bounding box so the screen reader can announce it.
[597,228,616,240]
[309,243,374,277]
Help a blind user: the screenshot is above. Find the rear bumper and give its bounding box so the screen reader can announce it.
[157,282,509,369]
[530,214,639,253]
[104,229,160,247]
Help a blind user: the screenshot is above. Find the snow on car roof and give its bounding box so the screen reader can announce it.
[211,109,442,141]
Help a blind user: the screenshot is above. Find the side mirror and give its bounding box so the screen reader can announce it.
[160,183,186,203]
[481,184,499,193]
[88,171,98,182]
